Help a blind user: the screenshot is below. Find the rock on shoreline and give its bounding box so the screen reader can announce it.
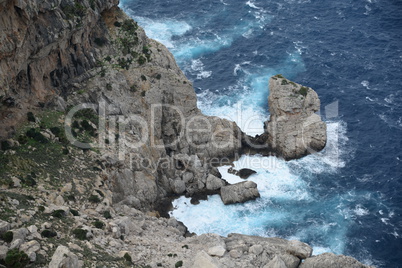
[266,75,327,160]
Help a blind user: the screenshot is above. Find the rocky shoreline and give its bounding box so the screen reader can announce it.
[0,0,370,267]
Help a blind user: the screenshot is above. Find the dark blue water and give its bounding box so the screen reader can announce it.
[121,0,402,266]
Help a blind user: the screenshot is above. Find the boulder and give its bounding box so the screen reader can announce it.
[191,251,220,268]
[264,255,287,268]
[0,245,8,260]
[206,174,225,191]
[227,168,257,179]
[249,244,263,256]
[300,252,371,268]
[220,181,260,205]
[0,220,10,234]
[49,245,82,268]
[264,76,327,160]
[238,168,257,179]
[207,245,226,257]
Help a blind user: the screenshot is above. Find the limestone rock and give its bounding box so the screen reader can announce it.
[265,76,327,160]
[0,220,10,234]
[264,255,287,268]
[20,240,40,262]
[207,245,226,257]
[0,245,8,260]
[49,245,82,268]
[249,244,263,256]
[300,252,371,268]
[220,181,260,205]
[287,240,313,259]
[225,234,312,261]
[191,251,220,268]
[206,174,225,191]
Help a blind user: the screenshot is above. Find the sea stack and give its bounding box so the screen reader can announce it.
[265,75,327,160]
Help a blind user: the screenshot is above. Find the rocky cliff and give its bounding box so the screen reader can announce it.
[266,75,327,160]
[251,75,327,160]
[0,0,370,267]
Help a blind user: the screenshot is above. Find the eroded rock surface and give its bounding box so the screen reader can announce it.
[220,181,260,205]
[254,75,327,160]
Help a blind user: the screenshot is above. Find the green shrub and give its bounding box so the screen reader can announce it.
[141,75,147,81]
[62,2,86,20]
[137,56,147,65]
[92,220,105,229]
[298,86,309,96]
[66,194,76,201]
[41,230,57,238]
[94,38,106,47]
[1,140,11,151]
[175,261,183,268]
[81,120,94,132]
[89,195,101,203]
[27,112,36,122]
[70,209,79,216]
[17,135,28,145]
[4,248,29,268]
[123,253,132,263]
[157,263,162,267]
[281,79,288,85]
[95,190,104,197]
[38,206,45,212]
[114,21,122,27]
[181,245,189,249]
[103,210,112,219]
[121,20,138,35]
[49,127,62,136]
[72,228,87,240]
[141,91,146,97]
[51,209,66,218]
[71,120,80,128]
[106,83,112,91]
[21,174,36,187]
[26,128,48,143]
[275,74,284,78]
[155,74,162,80]
[2,231,13,243]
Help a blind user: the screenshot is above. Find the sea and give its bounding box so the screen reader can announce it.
[120,0,402,266]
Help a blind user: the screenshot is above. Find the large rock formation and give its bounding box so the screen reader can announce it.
[264,75,327,160]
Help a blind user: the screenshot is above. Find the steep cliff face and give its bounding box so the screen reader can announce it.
[265,75,327,160]
[0,0,243,211]
[0,0,118,137]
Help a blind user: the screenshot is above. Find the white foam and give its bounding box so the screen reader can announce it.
[361,80,370,89]
[189,59,213,80]
[123,12,191,49]
[312,246,332,256]
[353,205,369,216]
[246,0,261,10]
[197,88,267,135]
